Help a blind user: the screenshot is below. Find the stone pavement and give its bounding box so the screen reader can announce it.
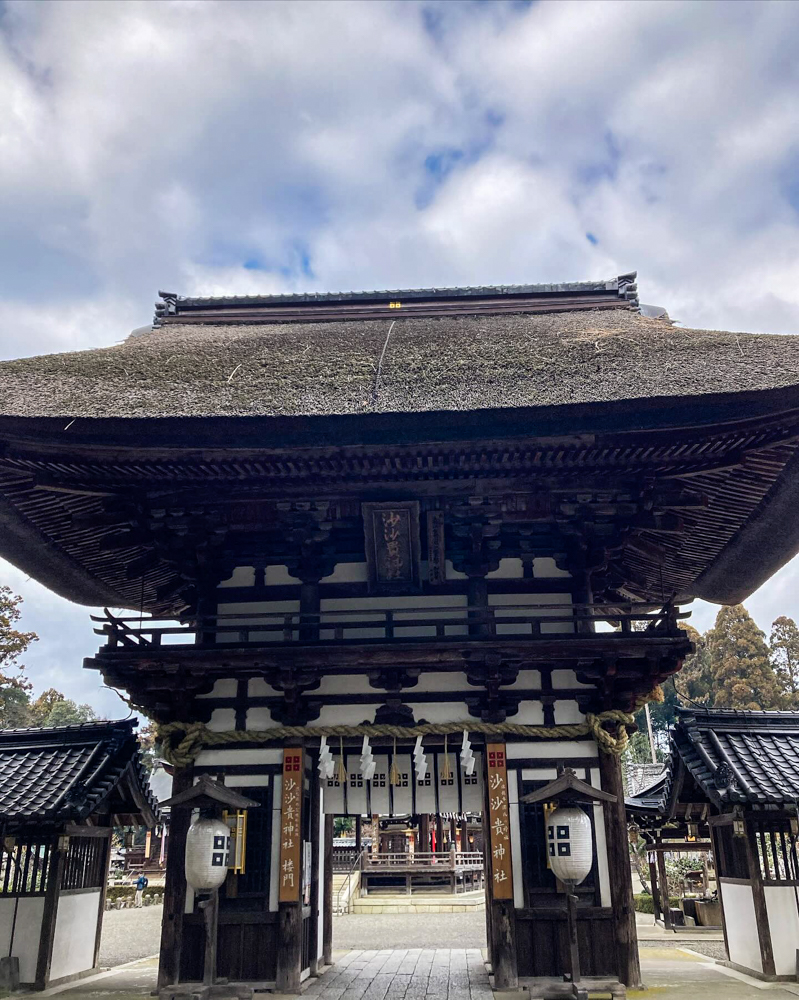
[305,950,492,1000]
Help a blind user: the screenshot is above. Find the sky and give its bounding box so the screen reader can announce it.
[2,0,799,718]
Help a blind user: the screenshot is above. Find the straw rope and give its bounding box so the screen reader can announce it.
[157,687,662,766]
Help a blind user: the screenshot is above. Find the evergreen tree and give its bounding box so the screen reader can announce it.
[770,616,799,706]
[0,586,37,728]
[705,605,784,710]
[674,624,713,707]
[28,688,96,727]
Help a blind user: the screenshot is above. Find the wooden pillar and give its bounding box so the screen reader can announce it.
[483,743,518,990]
[745,817,776,977]
[598,751,641,988]
[436,815,444,855]
[308,768,321,977]
[323,814,334,967]
[655,848,672,932]
[35,834,67,990]
[355,815,362,854]
[460,817,469,852]
[276,747,304,993]
[648,853,662,923]
[92,825,113,970]
[420,814,430,853]
[449,817,457,849]
[157,765,194,990]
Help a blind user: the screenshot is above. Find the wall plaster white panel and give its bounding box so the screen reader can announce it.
[521,768,559,782]
[487,558,524,579]
[249,678,279,697]
[266,565,301,585]
[246,707,276,729]
[315,674,375,695]
[412,672,471,693]
[506,669,543,690]
[445,560,468,580]
[534,558,571,579]
[207,709,237,732]
[322,777,345,814]
[514,702,546,726]
[765,886,799,976]
[0,896,44,984]
[722,882,762,974]
[321,562,368,584]
[50,890,102,981]
[405,702,471,723]
[197,678,238,699]
[225,774,271,787]
[389,755,414,815]
[592,800,612,908]
[319,595,468,641]
[553,701,585,725]
[508,772,524,907]
[269,774,282,912]
[196,748,284,767]
[317,705,372,727]
[218,566,256,588]
[551,669,593,690]
[508,740,597,760]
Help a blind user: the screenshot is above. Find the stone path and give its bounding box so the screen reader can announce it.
[305,949,492,1000]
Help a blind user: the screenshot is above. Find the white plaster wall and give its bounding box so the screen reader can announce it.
[764,886,799,976]
[219,567,256,588]
[487,558,524,579]
[506,669,543,690]
[514,701,546,726]
[508,740,597,760]
[321,562,368,583]
[319,595,468,640]
[196,748,283,767]
[722,882,763,974]
[508,772,524,907]
[551,669,593,690]
[207,709,237,732]
[196,678,238,699]
[0,896,44,984]
[50,891,102,982]
[533,558,571,579]
[553,701,584,724]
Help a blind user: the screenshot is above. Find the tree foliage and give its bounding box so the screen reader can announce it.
[705,605,782,710]
[28,689,96,727]
[0,586,38,728]
[770,616,799,705]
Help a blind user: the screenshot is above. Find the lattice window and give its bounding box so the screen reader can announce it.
[0,839,52,896]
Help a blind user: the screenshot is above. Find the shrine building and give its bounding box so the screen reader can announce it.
[2,275,799,992]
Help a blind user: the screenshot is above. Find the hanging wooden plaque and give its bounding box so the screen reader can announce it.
[485,742,513,900]
[362,501,422,594]
[278,748,304,903]
[426,510,446,585]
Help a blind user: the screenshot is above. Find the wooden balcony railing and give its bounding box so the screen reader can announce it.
[91,602,687,651]
[362,851,484,873]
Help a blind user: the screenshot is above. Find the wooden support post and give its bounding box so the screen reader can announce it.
[92,822,113,971]
[656,849,672,932]
[460,817,469,852]
[35,835,66,990]
[566,892,583,986]
[355,815,362,854]
[708,822,731,963]
[484,742,518,990]
[309,769,321,977]
[323,815,333,967]
[648,854,662,923]
[276,747,305,994]
[745,817,776,978]
[200,890,219,987]
[598,750,641,989]
[158,766,194,990]
[436,815,444,855]
[420,814,430,853]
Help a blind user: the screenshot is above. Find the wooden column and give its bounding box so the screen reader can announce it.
[598,751,641,988]
[708,821,731,965]
[92,824,114,970]
[483,743,518,990]
[419,814,430,853]
[460,817,469,852]
[276,747,305,994]
[648,853,662,923]
[323,814,334,967]
[308,768,321,977]
[157,765,194,990]
[435,815,444,854]
[655,847,672,932]
[355,815,362,854]
[35,834,67,990]
[745,817,776,977]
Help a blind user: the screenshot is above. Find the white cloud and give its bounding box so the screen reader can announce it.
[2,0,799,712]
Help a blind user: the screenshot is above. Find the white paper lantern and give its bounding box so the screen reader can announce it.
[185,817,231,891]
[546,806,593,885]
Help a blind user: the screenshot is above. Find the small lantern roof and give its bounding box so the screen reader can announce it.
[520,767,617,805]
[160,775,259,811]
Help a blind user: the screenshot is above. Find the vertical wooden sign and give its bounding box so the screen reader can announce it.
[278,748,304,902]
[486,743,513,900]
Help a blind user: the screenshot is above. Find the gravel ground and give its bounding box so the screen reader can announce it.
[98,905,164,968]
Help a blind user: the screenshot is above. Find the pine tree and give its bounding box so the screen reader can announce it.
[770,616,799,707]
[706,605,784,710]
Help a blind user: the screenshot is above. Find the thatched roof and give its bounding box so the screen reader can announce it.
[2,307,799,421]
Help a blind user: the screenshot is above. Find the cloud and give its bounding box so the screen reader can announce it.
[2,0,799,711]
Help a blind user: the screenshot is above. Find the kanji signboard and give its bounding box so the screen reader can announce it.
[485,742,513,900]
[278,748,304,903]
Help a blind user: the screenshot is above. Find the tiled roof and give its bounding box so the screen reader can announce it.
[0,719,159,826]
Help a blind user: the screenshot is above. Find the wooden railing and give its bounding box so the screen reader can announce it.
[363,851,484,872]
[92,602,686,650]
